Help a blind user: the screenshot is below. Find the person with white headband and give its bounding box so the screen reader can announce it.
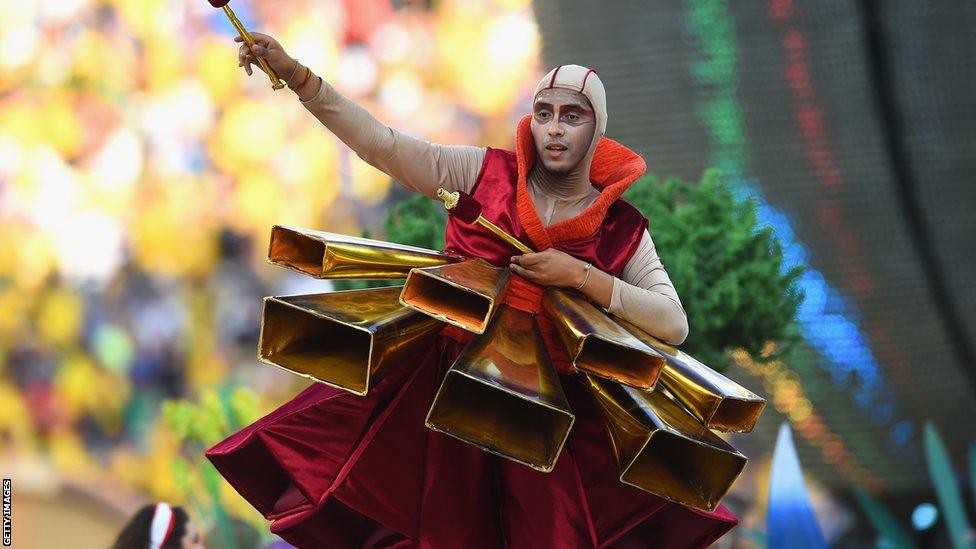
[207,32,737,548]
[111,502,204,549]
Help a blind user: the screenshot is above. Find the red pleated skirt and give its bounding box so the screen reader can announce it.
[206,332,737,548]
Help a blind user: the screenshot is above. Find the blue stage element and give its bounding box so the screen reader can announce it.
[768,422,828,549]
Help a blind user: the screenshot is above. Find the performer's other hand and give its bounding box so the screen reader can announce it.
[509,249,586,288]
[236,32,293,79]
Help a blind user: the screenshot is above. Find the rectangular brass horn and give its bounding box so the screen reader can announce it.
[399,258,510,334]
[259,286,443,396]
[425,305,574,472]
[587,375,747,512]
[616,319,766,433]
[542,288,665,390]
[268,225,457,279]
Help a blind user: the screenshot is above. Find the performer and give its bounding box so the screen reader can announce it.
[111,502,205,549]
[208,33,736,547]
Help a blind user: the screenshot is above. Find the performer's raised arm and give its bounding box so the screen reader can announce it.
[236,33,486,199]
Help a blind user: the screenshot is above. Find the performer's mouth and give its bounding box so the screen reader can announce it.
[545,143,568,159]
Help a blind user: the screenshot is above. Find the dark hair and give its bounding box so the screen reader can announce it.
[112,503,189,549]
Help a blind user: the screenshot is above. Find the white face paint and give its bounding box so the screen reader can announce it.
[530,88,596,174]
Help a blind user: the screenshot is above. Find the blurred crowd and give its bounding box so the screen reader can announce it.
[0,0,540,543]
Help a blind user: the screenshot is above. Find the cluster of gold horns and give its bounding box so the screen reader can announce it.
[255,225,765,511]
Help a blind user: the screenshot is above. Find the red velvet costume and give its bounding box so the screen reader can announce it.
[206,117,737,548]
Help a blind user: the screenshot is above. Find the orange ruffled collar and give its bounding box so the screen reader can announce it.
[513,114,647,250]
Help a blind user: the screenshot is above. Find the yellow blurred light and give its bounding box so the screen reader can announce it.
[211,99,287,174]
[348,151,391,205]
[13,231,57,290]
[132,178,218,277]
[493,0,533,9]
[284,14,340,81]
[787,397,812,422]
[55,354,100,417]
[49,431,92,475]
[110,0,170,40]
[0,103,44,146]
[36,287,83,348]
[0,286,31,341]
[39,94,84,159]
[231,169,284,233]
[0,382,34,447]
[143,33,185,93]
[195,38,243,104]
[435,11,538,115]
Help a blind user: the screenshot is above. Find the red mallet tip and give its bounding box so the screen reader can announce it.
[207,0,230,7]
[450,191,483,224]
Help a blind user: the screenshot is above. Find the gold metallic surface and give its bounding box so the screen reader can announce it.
[435,188,459,209]
[587,375,747,511]
[267,225,456,279]
[616,319,766,433]
[259,286,443,395]
[425,306,575,472]
[543,289,665,390]
[435,187,534,253]
[222,5,284,89]
[476,217,534,254]
[400,259,510,334]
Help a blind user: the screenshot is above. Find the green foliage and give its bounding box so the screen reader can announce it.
[375,171,803,371]
[161,385,267,547]
[852,486,916,549]
[923,422,974,549]
[383,193,447,250]
[623,169,803,371]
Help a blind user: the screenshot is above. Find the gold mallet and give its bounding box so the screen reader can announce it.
[207,0,284,90]
[436,188,534,254]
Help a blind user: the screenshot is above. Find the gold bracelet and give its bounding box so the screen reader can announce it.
[575,261,592,290]
[285,57,300,85]
[288,65,311,91]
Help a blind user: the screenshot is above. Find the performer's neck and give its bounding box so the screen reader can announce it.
[528,161,594,201]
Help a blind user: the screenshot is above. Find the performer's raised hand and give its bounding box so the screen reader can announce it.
[236,32,293,79]
[509,249,587,288]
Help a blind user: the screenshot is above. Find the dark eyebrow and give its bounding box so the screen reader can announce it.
[561,103,590,112]
[533,100,591,112]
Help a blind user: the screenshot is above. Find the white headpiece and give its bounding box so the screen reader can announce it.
[149,502,175,549]
[534,64,608,136]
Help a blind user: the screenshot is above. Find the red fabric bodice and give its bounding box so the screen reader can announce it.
[440,115,650,373]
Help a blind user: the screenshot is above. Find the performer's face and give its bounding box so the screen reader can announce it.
[531,88,596,174]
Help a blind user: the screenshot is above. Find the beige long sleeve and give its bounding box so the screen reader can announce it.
[299,80,486,198]
[609,230,689,345]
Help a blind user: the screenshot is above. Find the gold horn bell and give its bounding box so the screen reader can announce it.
[425,305,574,472]
[544,289,665,390]
[617,319,765,433]
[587,375,747,511]
[268,224,457,279]
[400,258,510,334]
[259,286,443,396]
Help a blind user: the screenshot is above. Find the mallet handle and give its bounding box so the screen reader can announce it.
[223,5,284,89]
